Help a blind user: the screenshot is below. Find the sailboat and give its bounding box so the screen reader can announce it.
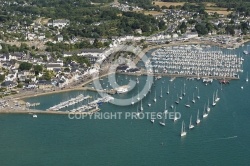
[170,97,174,109]
[131,96,134,105]
[148,83,151,93]
[181,121,187,137]
[189,115,194,129]
[196,109,201,124]
[167,85,169,94]
[185,97,191,108]
[212,92,216,106]
[150,107,155,123]
[173,107,178,122]
[179,89,183,100]
[207,98,210,112]
[246,72,249,82]
[137,89,140,101]
[192,93,195,103]
[159,113,166,126]
[136,77,139,84]
[164,100,168,114]
[215,90,220,102]
[140,99,143,111]
[203,104,208,118]
[197,87,200,99]
[160,87,163,98]
[183,82,186,96]
[175,94,179,104]
[136,103,140,117]
[153,91,157,102]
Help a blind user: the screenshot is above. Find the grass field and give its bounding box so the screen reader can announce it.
[152,1,232,15]
[205,10,232,15]
[142,11,164,16]
[153,1,185,7]
[205,6,232,15]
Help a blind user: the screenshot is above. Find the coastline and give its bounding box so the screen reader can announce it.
[0,108,101,115]
[1,39,248,114]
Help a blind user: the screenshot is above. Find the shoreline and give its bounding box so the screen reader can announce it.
[0,108,101,115]
[1,39,248,114]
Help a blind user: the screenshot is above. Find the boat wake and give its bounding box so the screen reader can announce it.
[204,136,238,142]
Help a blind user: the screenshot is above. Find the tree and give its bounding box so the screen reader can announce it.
[33,65,43,75]
[225,25,235,35]
[19,62,33,71]
[93,38,103,48]
[158,20,166,30]
[64,67,70,72]
[195,23,209,35]
[179,22,187,34]
[0,74,5,82]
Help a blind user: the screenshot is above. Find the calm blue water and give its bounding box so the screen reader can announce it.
[1,44,250,165]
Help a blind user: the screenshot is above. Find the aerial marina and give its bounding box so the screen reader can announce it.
[145,45,244,80]
[6,43,247,143]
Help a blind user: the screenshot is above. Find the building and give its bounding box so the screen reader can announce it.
[46,63,62,71]
[48,19,70,29]
[57,35,63,42]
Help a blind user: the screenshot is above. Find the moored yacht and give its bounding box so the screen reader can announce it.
[203,105,208,118]
[196,109,201,124]
[207,98,211,112]
[189,115,194,129]
[181,121,187,137]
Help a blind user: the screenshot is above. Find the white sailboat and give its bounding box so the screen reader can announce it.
[136,77,139,84]
[183,82,186,96]
[215,90,220,102]
[192,93,195,103]
[164,100,168,114]
[140,99,143,111]
[207,98,211,112]
[212,92,216,106]
[189,115,194,129]
[175,94,179,104]
[246,72,249,82]
[181,121,187,137]
[179,89,183,100]
[137,89,140,101]
[159,113,166,126]
[196,109,201,124]
[131,96,134,105]
[153,91,157,102]
[203,105,208,118]
[150,107,155,123]
[170,97,174,109]
[160,87,163,98]
[173,107,178,122]
[185,97,191,108]
[167,85,169,94]
[197,87,200,99]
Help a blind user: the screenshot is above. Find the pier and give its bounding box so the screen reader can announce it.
[85,87,117,94]
[47,94,90,111]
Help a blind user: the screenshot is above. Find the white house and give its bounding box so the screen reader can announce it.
[57,35,63,42]
[48,19,70,29]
